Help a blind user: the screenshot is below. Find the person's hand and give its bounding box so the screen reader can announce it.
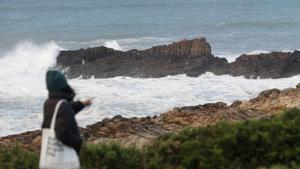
[81,98,94,106]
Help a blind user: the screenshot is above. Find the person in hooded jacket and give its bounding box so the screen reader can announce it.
[42,70,93,155]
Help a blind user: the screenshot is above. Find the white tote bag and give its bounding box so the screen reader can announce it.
[39,100,80,169]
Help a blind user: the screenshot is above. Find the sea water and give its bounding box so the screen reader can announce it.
[0,0,300,136]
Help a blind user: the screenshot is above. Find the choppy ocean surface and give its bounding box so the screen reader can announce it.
[1,0,300,136]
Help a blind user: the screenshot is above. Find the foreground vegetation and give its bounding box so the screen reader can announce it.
[1,108,299,169]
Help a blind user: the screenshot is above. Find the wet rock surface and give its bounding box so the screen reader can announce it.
[1,83,300,153]
[57,38,300,79]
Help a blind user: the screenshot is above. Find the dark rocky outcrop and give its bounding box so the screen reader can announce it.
[57,38,229,78]
[57,38,300,79]
[2,83,300,153]
[229,51,300,78]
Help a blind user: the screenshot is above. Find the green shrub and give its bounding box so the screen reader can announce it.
[144,108,300,169]
[80,143,143,169]
[0,146,38,169]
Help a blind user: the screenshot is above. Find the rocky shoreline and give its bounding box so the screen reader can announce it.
[2,38,300,154]
[1,83,300,154]
[57,38,300,79]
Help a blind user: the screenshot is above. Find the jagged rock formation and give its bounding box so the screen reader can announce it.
[1,84,300,153]
[229,51,300,78]
[57,38,300,79]
[57,38,229,78]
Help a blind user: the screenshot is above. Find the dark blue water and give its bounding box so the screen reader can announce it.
[1,0,300,54]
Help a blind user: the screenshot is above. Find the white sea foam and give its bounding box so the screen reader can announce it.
[0,41,300,136]
[246,49,297,55]
[104,40,122,50]
[282,49,294,53]
[0,41,60,97]
[0,41,61,136]
[246,50,270,55]
[214,52,240,63]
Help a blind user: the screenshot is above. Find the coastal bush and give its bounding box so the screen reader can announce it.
[144,108,300,169]
[0,145,38,169]
[80,143,143,169]
[0,108,299,169]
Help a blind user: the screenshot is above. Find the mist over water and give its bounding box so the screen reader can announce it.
[0,42,300,136]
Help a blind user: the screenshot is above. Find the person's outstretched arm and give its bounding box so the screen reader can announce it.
[71,101,85,114]
[71,98,93,114]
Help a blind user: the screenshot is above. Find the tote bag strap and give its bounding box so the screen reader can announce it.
[50,99,66,132]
